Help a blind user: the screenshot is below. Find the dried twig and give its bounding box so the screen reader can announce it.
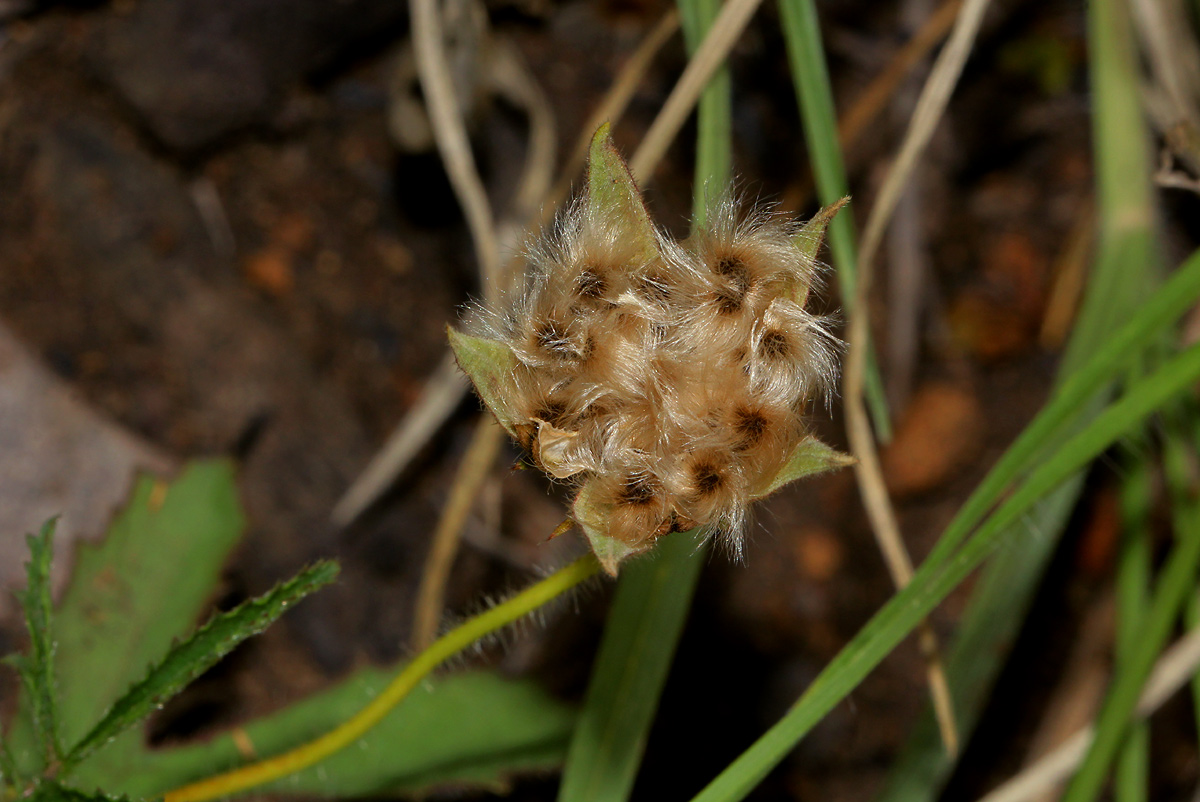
[546,10,680,212]
[838,0,963,153]
[628,0,764,182]
[410,0,502,304]
[978,617,1200,802]
[844,0,995,758]
[412,417,505,648]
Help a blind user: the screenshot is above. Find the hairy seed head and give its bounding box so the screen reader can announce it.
[467,186,840,557]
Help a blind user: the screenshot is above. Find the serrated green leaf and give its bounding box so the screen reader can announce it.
[752,437,855,499]
[571,481,648,576]
[587,123,658,262]
[1,735,18,789]
[62,561,338,772]
[80,669,575,799]
[18,518,62,764]
[448,326,521,438]
[26,780,133,802]
[9,460,244,780]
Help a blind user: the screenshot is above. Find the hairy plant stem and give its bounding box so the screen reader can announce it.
[163,554,602,802]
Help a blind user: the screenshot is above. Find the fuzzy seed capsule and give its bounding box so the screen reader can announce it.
[453,126,849,572]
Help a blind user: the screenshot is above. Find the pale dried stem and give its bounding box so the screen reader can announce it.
[628,0,763,183]
[845,0,994,758]
[977,615,1200,802]
[331,354,465,527]
[412,417,505,649]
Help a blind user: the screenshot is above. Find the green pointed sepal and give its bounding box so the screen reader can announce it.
[792,197,849,305]
[751,436,856,500]
[795,196,849,263]
[571,480,652,577]
[587,123,658,263]
[447,326,521,438]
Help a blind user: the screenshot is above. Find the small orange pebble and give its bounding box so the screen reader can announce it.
[242,246,295,296]
[882,381,985,498]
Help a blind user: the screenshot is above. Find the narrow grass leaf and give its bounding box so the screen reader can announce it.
[1113,452,1153,802]
[691,341,1200,802]
[1062,443,1200,802]
[63,561,338,770]
[16,518,62,763]
[558,529,707,802]
[677,0,731,221]
[778,0,891,439]
[83,669,576,798]
[557,3,730,798]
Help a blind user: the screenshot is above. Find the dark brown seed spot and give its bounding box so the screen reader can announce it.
[712,286,745,315]
[532,399,570,427]
[576,269,608,299]
[638,274,674,304]
[534,320,574,358]
[691,461,725,497]
[759,329,791,360]
[733,407,769,448]
[515,423,535,451]
[671,511,698,532]
[714,254,747,278]
[618,474,659,506]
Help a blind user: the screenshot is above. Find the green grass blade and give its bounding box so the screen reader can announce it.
[678,0,731,222]
[690,340,1200,802]
[79,668,576,798]
[62,561,338,771]
[778,0,891,440]
[1188,591,1200,727]
[17,519,62,764]
[7,461,245,778]
[557,4,730,798]
[557,531,706,802]
[1062,446,1200,802]
[1113,454,1152,802]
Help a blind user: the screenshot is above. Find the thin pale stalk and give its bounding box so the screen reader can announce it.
[978,620,1200,802]
[412,418,505,649]
[628,0,762,182]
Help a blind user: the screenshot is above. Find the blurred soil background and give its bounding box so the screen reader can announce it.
[0,0,1198,799]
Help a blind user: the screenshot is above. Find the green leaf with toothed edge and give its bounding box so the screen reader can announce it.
[448,327,521,438]
[753,437,855,499]
[587,124,659,263]
[60,561,338,773]
[16,518,63,767]
[572,480,647,576]
[26,780,132,802]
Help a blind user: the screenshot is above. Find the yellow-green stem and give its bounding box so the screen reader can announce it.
[164,553,602,802]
